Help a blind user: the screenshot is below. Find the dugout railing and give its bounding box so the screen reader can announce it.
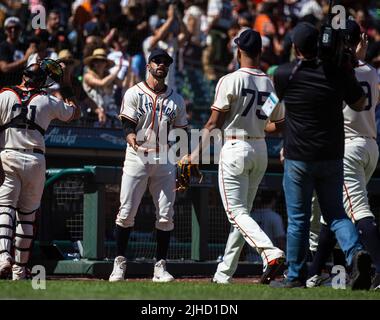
[31,166,380,278]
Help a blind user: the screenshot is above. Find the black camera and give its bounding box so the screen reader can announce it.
[318,1,357,68]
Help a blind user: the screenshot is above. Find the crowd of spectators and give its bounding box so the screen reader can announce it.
[0,0,379,129]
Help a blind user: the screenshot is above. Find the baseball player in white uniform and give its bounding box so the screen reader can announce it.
[0,59,80,280]
[109,48,187,282]
[306,21,380,290]
[185,29,285,284]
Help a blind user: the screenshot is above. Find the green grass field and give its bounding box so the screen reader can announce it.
[1,280,379,300]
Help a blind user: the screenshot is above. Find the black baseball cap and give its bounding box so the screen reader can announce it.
[292,22,319,55]
[234,29,262,56]
[148,48,173,64]
[344,19,361,46]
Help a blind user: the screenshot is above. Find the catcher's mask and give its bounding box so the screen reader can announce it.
[23,58,63,89]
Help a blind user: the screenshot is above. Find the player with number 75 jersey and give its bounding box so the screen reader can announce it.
[211,37,285,283]
[184,29,286,284]
[211,63,284,138]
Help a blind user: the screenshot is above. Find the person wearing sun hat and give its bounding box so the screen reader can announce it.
[55,49,99,124]
[82,48,125,128]
[58,49,80,68]
[83,48,115,69]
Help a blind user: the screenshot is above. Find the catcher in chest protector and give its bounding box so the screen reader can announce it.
[0,58,80,280]
[109,48,190,283]
[182,29,286,284]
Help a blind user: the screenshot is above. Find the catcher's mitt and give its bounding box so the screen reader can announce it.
[176,158,203,192]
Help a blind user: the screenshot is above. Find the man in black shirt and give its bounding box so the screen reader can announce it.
[272,22,371,289]
[0,17,36,89]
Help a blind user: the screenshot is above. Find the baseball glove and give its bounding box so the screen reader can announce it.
[176,157,203,192]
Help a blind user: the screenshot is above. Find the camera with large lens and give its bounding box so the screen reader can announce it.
[318,1,357,69]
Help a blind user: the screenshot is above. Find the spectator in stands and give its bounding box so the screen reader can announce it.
[227,22,247,72]
[0,16,36,89]
[117,1,149,81]
[182,5,205,68]
[298,0,323,22]
[143,3,189,91]
[58,49,99,125]
[72,0,96,30]
[27,30,58,65]
[203,0,233,81]
[27,29,60,97]
[83,35,106,58]
[237,11,253,29]
[109,32,139,89]
[83,48,125,128]
[254,3,276,37]
[279,14,298,63]
[83,2,108,38]
[46,9,71,52]
[367,22,380,72]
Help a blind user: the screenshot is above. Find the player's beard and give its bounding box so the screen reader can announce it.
[149,66,168,79]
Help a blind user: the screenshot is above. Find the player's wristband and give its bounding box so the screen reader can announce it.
[61,86,75,99]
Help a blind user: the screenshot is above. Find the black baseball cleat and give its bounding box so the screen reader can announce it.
[269,278,306,288]
[350,250,372,291]
[260,257,285,285]
[371,273,380,290]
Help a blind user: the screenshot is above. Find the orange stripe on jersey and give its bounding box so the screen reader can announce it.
[214,76,227,103]
[159,90,173,122]
[119,114,138,124]
[136,83,154,102]
[211,106,230,113]
[142,81,167,96]
[66,105,77,122]
[219,151,270,264]
[344,182,356,222]
[0,88,22,104]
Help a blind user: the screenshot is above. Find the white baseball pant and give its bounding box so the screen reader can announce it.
[309,137,379,248]
[0,150,45,265]
[214,139,284,282]
[116,148,176,232]
[343,137,379,222]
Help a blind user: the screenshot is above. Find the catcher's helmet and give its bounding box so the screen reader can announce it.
[23,58,63,88]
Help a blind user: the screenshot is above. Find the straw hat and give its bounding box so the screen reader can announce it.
[58,49,80,67]
[83,48,114,68]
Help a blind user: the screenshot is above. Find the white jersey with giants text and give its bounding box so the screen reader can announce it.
[119,81,188,148]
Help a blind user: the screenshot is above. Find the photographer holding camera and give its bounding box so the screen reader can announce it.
[270,22,372,289]
[306,20,380,291]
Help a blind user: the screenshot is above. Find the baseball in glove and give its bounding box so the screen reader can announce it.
[176,157,203,192]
